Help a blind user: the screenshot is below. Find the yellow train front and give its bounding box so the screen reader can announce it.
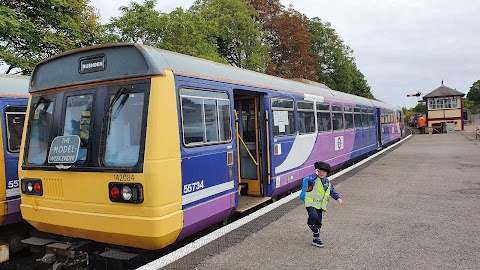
[19,44,240,255]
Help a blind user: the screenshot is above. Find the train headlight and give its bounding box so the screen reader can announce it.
[27,182,33,192]
[108,183,143,204]
[21,178,43,196]
[121,186,132,201]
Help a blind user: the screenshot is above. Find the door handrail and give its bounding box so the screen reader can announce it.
[236,129,259,166]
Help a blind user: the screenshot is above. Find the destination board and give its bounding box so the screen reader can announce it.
[48,135,80,163]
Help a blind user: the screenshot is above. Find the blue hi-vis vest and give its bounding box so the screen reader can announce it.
[305,177,331,211]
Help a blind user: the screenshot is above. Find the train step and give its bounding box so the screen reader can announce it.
[21,237,54,246]
[99,248,138,260]
[236,196,271,213]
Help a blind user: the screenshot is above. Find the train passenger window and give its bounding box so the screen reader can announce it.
[344,106,354,129]
[27,97,54,164]
[5,107,26,153]
[180,88,231,146]
[204,99,219,142]
[332,105,343,131]
[316,103,331,132]
[182,97,204,144]
[105,93,144,166]
[218,100,232,142]
[361,108,369,128]
[297,101,315,134]
[271,98,295,136]
[368,109,374,127]
[63,95,93,164]
[354,107,362,129]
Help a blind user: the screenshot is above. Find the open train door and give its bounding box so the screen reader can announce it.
[376,108,383,150]
[233,91,271,212]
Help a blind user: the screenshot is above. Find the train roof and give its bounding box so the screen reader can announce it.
[0,74,30,96]
[31,43,398,109]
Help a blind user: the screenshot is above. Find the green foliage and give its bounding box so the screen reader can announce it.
[307,17,373,98]
[105,0,162,44]
[190,0,270,71]
[466,80,480,104]
[413,103,425,113]
[105,0,226,63]
[0,0,105,74]
[158,8,226,63]
[463,98,477,113]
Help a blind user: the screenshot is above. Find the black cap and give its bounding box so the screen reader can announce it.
[314,161,331,173]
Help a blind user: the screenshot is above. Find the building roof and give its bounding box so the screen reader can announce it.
[423,84,465,100]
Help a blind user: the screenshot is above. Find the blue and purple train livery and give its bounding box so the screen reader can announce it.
[19,44,402,252]
[0,75,28,228]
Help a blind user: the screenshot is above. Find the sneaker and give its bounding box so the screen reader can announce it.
[312,238,324,248]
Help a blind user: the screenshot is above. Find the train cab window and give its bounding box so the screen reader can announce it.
[316,103,331,132]
[332,105,344,131]
[354,107,362,129]
[180,89,231,146]
[344,106,354,130]
[27,97,54,164]
[361,108,369,128]
[5,106,26,153]
[297,101,315,134]
[271,98,295,136]
[368,109,374,127]
[105,92,145,166]
[63,95,93,164]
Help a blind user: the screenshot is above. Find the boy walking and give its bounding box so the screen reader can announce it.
[299,161,343,247]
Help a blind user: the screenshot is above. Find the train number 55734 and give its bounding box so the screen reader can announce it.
[183,180,204,194]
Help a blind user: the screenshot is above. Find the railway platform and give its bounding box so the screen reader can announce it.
[139,131,480,270]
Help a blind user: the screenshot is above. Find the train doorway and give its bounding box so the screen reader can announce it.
[234,92,271,212]
[376,108,383,149]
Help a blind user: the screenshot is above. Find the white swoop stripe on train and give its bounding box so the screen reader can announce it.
[137,134,411,270]
[182,181,235,205]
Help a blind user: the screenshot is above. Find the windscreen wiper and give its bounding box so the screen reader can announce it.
[32,95,46,111]
[112,94,129,120]
[106,87,127,120]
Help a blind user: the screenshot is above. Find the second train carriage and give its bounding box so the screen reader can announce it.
[19,44,402,256]
[0,74,29,227]
[0,74,29,262]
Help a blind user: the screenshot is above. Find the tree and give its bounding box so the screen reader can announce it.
[413,103,426,113]
[190,0,270,71]
[307,17,373,98]
[466,80,480,104]
[249,0,317,80]
[104,0,162,44]
[106,0,226,63]
[0,0,104,74]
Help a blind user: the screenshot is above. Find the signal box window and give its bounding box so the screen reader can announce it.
[344,106,354,130]
[316,103,331,132]
[332,105,344,131]
[27,98,54,164]
[105,92,145,166]
[272,98,295,137]
[180,89,231,146]
[297,101,315,134]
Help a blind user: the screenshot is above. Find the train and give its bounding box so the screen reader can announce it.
[17,43,402,268]
[0,74,29,262]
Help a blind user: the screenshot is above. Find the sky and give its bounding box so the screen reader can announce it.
[9,0,480,109]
